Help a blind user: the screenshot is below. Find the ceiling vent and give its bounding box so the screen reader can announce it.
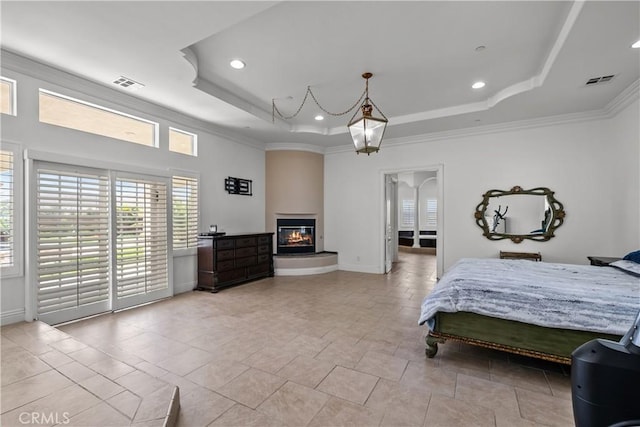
[112,76,144,91]
[585,75,615,86]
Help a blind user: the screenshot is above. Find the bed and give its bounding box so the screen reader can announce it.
[418,258,640,364]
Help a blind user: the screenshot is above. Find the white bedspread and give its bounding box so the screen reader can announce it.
[419,258,640,335]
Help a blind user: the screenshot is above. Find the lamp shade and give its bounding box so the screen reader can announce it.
[348,106,388,155]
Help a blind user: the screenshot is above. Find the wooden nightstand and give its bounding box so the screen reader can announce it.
[500,251,542,261]
[587,256,622,266]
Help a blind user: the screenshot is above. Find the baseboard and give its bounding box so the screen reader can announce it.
[338,263,383,274]
[1,308,26,326]
[275,265,338,276]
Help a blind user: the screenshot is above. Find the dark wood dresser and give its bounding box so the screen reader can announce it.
[197,232,274,292]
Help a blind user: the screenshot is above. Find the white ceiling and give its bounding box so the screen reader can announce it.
[1,1,639,150]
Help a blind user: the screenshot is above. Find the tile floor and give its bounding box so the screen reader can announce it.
[1,252,575,426]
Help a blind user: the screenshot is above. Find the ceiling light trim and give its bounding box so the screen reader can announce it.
[187,1,585,138]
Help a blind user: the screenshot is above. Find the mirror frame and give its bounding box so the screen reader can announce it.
[474,186,566,243]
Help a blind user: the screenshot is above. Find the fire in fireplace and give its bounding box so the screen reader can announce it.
[277,218,316,254]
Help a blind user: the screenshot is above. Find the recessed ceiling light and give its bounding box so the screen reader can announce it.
[314,115,324,121]
[472,81,486,89]
[632,39,640,48]
[230,59,246,69]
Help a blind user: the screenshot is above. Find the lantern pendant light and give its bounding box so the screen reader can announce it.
[347,72,388,155]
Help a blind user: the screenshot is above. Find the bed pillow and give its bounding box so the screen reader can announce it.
[611,260,640,277]
[622,250,640,264]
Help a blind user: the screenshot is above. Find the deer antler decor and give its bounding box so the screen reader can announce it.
[491,205,509,232]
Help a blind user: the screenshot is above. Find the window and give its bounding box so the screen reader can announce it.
[115,178,168,298]
[169,127,197,156]
[172,176,198,250]
[36,168,110,317]
[1,77,17,116]
[425,199,437,227]
[402,200,415,226]
[39,89,158,147]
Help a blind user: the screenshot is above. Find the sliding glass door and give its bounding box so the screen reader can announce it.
[33,162,172,324]
[36,165,111,325]
[113,174,171,310]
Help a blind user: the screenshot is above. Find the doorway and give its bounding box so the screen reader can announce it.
[31,161,173,325]
[382,165,443,278]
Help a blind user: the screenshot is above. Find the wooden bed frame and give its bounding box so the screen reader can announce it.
[426,311,622,364]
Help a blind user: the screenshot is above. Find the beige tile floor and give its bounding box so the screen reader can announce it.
[1,252,575,426]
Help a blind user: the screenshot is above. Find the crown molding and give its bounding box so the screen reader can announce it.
[326,76,639,155]
[604,78,640,117]
[0,49,266,151]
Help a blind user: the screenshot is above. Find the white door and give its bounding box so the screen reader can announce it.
[34,164,111,325]
[112,174,172,310]
[384,174,398,273]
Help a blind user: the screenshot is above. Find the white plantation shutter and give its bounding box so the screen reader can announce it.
[425,199,437,227]
[402,200,415,226]
[36,168,110,316]
[172,176,198,249]
[0,149,15,268]
[115,178,168,298]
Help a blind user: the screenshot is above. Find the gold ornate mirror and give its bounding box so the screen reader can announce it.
[474,186,565,243]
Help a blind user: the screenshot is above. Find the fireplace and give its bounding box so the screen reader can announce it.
[277,219,316,254]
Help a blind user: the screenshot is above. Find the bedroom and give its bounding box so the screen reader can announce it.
[1,1,639,426]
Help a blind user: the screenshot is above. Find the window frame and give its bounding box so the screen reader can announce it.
[38,88,159,148]
[169,127,198,156]
[1,76,17,116]
[0,141,23,278]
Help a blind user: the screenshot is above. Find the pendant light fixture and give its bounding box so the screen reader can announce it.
[347,73,388,155]
[272,72,388,155]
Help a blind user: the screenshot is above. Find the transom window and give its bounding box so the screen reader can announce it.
[1,77,17,116]
[39,89,158,147]
[169,127,197,156]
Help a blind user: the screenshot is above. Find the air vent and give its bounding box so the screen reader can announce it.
[585,75,615,86]
[112,76,144,91]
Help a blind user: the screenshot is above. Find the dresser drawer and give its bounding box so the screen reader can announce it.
[257,245,270,254]
[235,256,257,267]
[257,254,270,264]
[217,268,245,283]
[216,260,235,271]
[216,239,235,249]
[258,235,271,245]
[216,249,235,261]
[235,237,257,248]
[236,246,257,257]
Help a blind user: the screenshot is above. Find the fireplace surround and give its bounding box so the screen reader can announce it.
[277,218,316,254]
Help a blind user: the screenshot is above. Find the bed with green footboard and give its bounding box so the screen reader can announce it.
[419,258,639,364]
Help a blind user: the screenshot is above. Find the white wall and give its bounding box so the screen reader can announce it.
[324,97,640,273]
[1,55,266,324]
